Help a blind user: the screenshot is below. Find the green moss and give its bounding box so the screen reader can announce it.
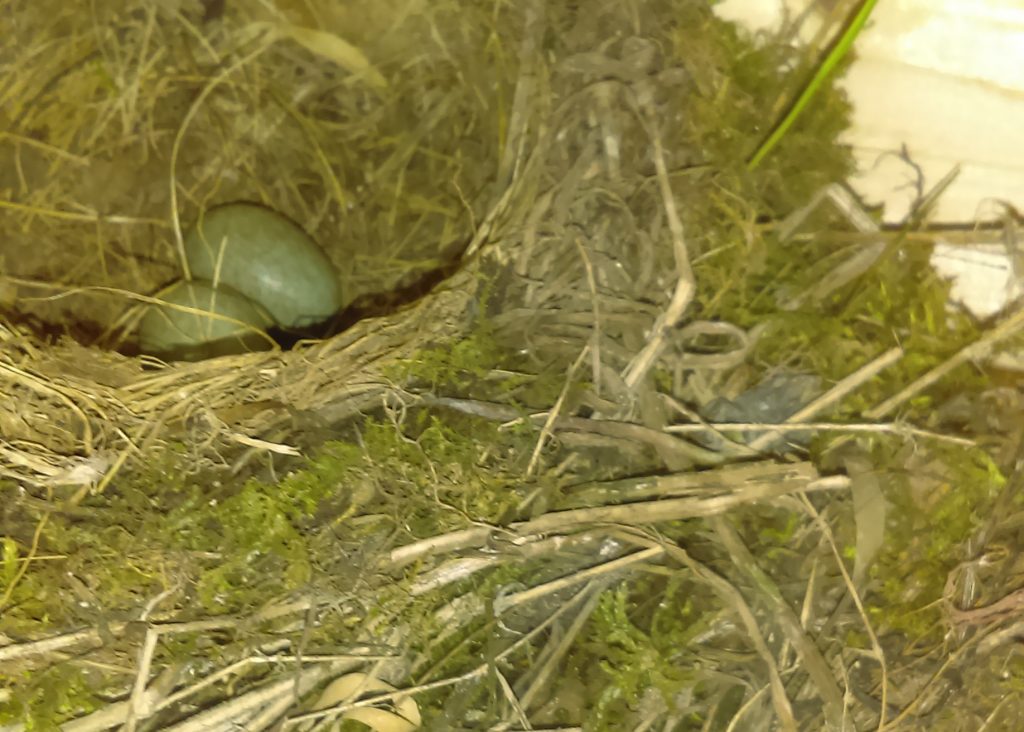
[2,404,544,723]
[695,203,982,428]
[867,443,1003,640]
[667,7,854,218]
[391,325,505,391]
[583,582,710,730]
[0,666,100,731]
[390,319,588,411]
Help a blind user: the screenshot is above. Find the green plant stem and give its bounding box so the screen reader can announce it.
[747,0,879,171]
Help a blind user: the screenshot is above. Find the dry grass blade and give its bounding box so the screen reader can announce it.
[710,516,849,729]
[622,531,799,732]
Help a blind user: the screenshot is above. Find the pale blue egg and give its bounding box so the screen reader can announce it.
[183,202,343,329]
[138,279,274,361]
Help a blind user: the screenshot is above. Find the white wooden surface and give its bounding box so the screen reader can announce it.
[715,0,1024,224]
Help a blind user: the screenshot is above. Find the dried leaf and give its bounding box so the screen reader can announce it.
[849,462,887,586]
[278,25,387,90]
[313,673,421,730]
[342,708,419,732]
[2,537,19,587]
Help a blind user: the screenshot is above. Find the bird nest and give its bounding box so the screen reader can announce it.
[3,0,1021,730]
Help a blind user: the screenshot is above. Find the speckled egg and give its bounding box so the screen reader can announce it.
[138,279,274,361]
[183,202,343,329]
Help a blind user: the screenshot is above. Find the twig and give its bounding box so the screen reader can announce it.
[425,395,725,465]
[526,344,589,478]
[777,184,887,310]
[493,547,663,614]
[285,583,597,728]
[389,461,828,584]
[0,198,165,226]
[511,474,849,535]
[406,532,611,596]
[0,623,126,664]
[798,494,888,732]
[748,346,903,452]
[724,685,770,732]
[0,509,49,613]
[516,582,607,712]
[572,233,603,394]
[496,669,531,729]
[665,420,972,446]
[387,526,495,570]
[122,628,160,732]
[164,671,331,732]
[620,531,798,732]
[868,302,1024,419]
[561,460,816,507]
[622,110,694,389]
[710,517,848,729]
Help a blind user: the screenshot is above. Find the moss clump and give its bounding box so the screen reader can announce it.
[391,320,589,411]
[867,442,1003,640]
[667,6,854,213]
[695,204,983,422]
[583,581,711,730]
[0,400,544,724]
[1,665,101,732]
